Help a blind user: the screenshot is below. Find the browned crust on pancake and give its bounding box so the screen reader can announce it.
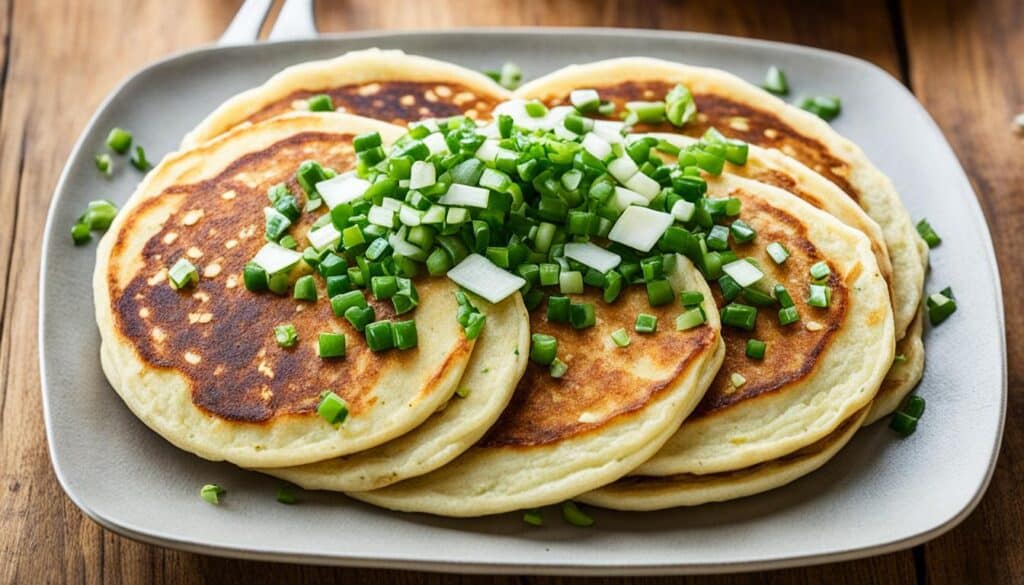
[244,81,502,127]
[692,190,849,418]
[480,285,718,448]
[544,81,858,201]
[108,131,471,423]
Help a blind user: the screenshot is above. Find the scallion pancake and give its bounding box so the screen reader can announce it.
[350,257,723,516]
[184,49,511,148]
[95,113,477,468]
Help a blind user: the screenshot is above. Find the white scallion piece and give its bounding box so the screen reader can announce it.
[722,259,765,287]
[367,205,396,228]
[399,204,423,227]
[593,120,626,144]
[438,183,491,208]
[671,199,696,222]
[447,253,526,304]
[570,89,600,111]
[608,156,639,183]
[380,197,402,211]
[422,132,449,155]
[409,160,436,190]
[252,242,302,275]
[554,124,578,141]
[624,171,661,201]
[388,232,427,261]
[316,175,370,209]
[607,206,673,252]
[581,132,612,160]
[610,186,648,212]
[564,242,621,273]
[474,139,501,163]
[307,223,340,252]
[422,205,446,224]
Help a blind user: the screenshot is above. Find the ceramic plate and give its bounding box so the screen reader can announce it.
[39,28,1006,575]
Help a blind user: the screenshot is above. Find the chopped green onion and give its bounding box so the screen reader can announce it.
[746,339,766,360]
[276,486,297,505]
[331,290,367,317]
[916,218,941,248]
[762,66,789,95]
[561,501,594,527]
[292,275,317,301]
[95,153,112,176]
[766,242,790,264]
[71,222,91,245]
[79,199,119,230]
[370,275,399,299]
[610,328,630,347]
[168,258,198,290]
[200,484,225,505]
[675,307,706,330]
[464,311,486,340]
[354,131,382,152]
[130,146,152,171]
[889,411,918,437]
[729,220,756,243]
[243,262,268,292]
[646,279,675,307]
[569,302,596,330]
[559,270,584,295]
[680,290,704,307]
[926,290,957,325]
[550,357,569,378]
[365,321,395,352]
[524,100,548,118]
[345,306,375,332]
[901,395,926,419]
[317,391,349,425]
[730,372,747,388]
[547,296,570,323]
[799,96,841,121]
[106,127,132,154]
[307,94,334,112]
[486,62,522,90]
[570,89,601,113]
[721,302,757,330]
[665,84,696,127]
[317,332,346,358]
[392,320,418,350]
[523,508,544,526]
[635,313,658,333]
[778,305,801,326]
[530,333,557,366]
[722,259,763,288]
[807,284,830,308]
[809,261,831,280]
[274,324,298,348]
[624,101,666,125]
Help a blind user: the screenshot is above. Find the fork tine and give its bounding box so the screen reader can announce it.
[218,0,275,46]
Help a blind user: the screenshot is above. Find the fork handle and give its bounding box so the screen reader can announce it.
[268,0,318,41]
[217,0,274,46]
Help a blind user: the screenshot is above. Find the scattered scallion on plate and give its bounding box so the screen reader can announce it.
[106,127,133,154]
[200,484,225,505]
[799,96,841,121]
[762,65,789,95]
[561,501,594,527]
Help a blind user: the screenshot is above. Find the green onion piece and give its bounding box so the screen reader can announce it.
[95,153,113,176]
[293,275,317,301]
[679,291,705,307]
[464,311,486,340]
[901,395,926,419]
[331,290,367,317]
[915,218,941,248]
[354,131,382,152]
[807,284,830,308]
[746,339,767,360]
[547,296,570,323]
[602,270,623,303]
[455,387,471,399]
[307,94,335,112]
[889,411,918,437]
[488,62,521,90]
[561,501,594,527]
[530,333,558,366]
[243,262,268,292]
[524,100,548,118]
[326,275,352,297]
[773,284,795,308]
[345,306,375,332]
[646,279,674,307]
[625,101,666,125]
[318,253,348,277]
[762,66,789,95]
[550,357,569,378]
[317,332,346,358]
[809,261,831,280]
[665,84,696,127]
[71,222,91,245]
[523,508,544,526]
[106,127,133,154]
[721,302,757,330]
[706,225,730,251]
[200,484,225,505]
[610,328,630,347]
[559,270,583,295]
[675,307,706,331]
[276,486,297,505]
[80,199,119,230]
[799,96,841,121]
[274,324,298,348]
[569,302,596,330]
[392,320,418,350]
[766,242,790,264]
[926,290,957,325]
[570,89,601,113]
[730,220,756,243]
[130,146,152,171]
[779,305,801,326]
[317,391,349,425]
[365,321,394,352]
[370,275,399,299]
[168,258,198,290]
[635,313,658,333]
[539,263,560,287]
[296,160,329,196]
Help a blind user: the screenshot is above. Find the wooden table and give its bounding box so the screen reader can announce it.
[0,1,1018,583]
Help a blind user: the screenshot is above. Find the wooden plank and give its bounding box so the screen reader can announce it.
[900,1,1023,582]
[0,1,922,583]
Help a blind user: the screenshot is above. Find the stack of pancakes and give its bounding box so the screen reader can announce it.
[95,49,926,516]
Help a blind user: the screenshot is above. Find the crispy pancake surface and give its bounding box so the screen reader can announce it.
[630,174,893,478]
[351,257,723,517]
[183,49,510,148]
[261,292,531,491]
[96,113,476,468]
[515,58,925,343]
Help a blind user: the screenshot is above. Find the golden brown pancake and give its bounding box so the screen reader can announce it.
[96,113,475,467]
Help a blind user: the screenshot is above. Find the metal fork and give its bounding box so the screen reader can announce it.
[218,0,318,46]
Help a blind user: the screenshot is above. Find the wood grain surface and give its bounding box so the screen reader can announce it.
[0,1,1017,583]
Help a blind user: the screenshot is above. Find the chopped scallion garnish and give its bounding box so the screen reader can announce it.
[168,258,198,290]
[95,153,112,176]
[799,96,841,121]
[762,66,789,95]
[317,391,349,425]
[915,218,941,248]
[200,484,225,505]
[561,501,594,527]
[274,324,298,348]
[106,127,132,154]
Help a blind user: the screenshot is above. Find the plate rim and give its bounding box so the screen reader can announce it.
[38,26,1008,575]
